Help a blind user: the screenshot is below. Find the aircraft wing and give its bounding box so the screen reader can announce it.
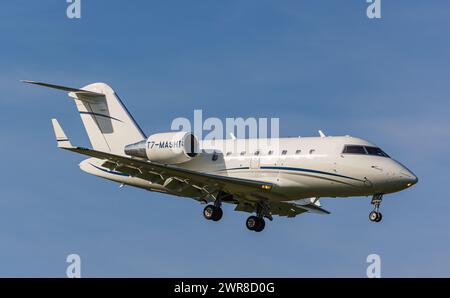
[51,119,274,198]
[79,146,274,194]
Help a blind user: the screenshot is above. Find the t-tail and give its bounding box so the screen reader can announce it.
[22,80,146,155]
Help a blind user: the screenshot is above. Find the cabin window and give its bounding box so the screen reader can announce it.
[226,152,232,156]
[240,151,246,156]
[365,146,390,158]
[342,145,367,155]
[268,150,274,155]
[212,151,219,161]
[254,150,260,156]
[281,150,287,155]
[295,149,301,155]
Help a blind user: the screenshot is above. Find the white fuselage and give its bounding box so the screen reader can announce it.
[80,135,418,202]
[25,80,417,228]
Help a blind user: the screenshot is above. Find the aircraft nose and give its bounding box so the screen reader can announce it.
[397,165,418,187]
[411,174,418,185]
[404,173,418,186]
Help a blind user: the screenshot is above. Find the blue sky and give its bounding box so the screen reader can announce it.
[1,1,449,277]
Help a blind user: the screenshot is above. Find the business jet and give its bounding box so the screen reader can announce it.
[23,81,418,232]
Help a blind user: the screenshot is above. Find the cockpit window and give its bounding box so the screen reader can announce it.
[342,145,390,158]
[343,145,366,154]
[365,146,390,157]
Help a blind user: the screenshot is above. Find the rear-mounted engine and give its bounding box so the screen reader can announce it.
[124,132,199,164]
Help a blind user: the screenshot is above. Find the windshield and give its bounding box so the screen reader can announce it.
[365,146,390,157]
[342,145,390,158]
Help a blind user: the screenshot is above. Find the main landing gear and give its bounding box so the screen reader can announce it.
[246,216,265,232]
[369,194,383,223]
[203,195,270,232]
[203,192,225,222]
[203,204,223,221]
[246,202,270,232]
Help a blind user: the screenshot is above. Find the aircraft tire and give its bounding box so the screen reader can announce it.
[375,212,382,222]
[212,207,223,221]
[369,211,382,222]
[246,216,258,231]
[203,205,223,221]
[254,218,265,232]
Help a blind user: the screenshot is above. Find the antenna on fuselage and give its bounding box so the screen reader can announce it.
[229,133,237,140]
[318,130,326,138]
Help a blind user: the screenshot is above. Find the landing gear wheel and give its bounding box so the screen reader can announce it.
[246,216,258,230]
[369,194,383,223]
[369,211,378,222]
[254,218,265,232]
[375,212,382,222]
[246,216,265,232]
[212,207,223,221]
[203,205,215,220]
[203,205,223,221]
[369,211,382,222]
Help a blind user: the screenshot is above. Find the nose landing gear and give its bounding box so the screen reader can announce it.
[369,210,382,222]
[369,194,383,223]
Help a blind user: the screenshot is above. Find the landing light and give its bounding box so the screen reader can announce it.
[406,183,412,187]
[261,185,272,191]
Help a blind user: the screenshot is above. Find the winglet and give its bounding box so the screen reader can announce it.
[51,119,74,148]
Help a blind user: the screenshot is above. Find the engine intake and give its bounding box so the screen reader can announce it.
[124,132,199,164]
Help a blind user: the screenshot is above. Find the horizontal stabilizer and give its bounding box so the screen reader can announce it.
[21,80,104,97]
[51,119,74,149]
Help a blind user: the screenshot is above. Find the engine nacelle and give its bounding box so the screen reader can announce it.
[124,132,199,164]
